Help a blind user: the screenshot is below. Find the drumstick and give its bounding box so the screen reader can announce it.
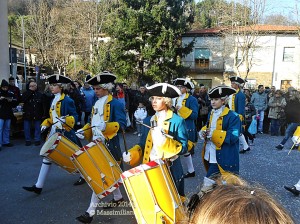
[55,116,74,131]
[75,126,96,134]
[288,135,300,155]
[121,128,128,154]
[136,121,174,139]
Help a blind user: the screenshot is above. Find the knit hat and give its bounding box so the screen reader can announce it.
[1,79,9,87]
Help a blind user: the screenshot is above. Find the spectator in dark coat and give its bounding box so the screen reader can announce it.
[22,81,44,146]
[8,76,21,103]
[276,90,300,150]
[68,81,85,129]
[0,79,18,150]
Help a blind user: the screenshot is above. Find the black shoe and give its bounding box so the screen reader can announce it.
[292,145,299,150]
[284,186,300,196]
[76,212,93,223]
[258,131,263,134]
[183,171,195,178]
[3,143,13,147]
[239,150,247,154]
[22,185,42,194]
[34,141,41,146]
[25,141,31,146]
[103,198,124,209]
[74,177,86,186]
[276,144,284,150]
[246,147,251,151]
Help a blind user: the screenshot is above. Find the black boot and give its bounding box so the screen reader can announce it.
[76,212,93,223]
[22,185,42,194]
[74,177,86,186]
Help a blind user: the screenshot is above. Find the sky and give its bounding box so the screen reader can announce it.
[195,0,299,18]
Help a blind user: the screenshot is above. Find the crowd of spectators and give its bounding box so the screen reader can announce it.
[1,74,299,152]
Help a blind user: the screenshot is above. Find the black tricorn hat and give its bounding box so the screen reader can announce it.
[229,76,245,84]
[208,85,236,98]
[173,78,194,89]
[86,71,116,85]
[85,74,92,82]
[146,83,181,98]
[47,74,72,84]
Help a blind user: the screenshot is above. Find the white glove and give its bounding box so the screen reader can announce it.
[122,152,131,163]
[97,121,106,131]
[292,136,300,144]
[76,129,85,139]
[198,130,205,140]
[151,127,166,146]
[41,126,48,132]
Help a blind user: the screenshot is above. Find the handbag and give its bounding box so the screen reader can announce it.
[200,106,209,116]
[126,112,131,127]
[248,117,257,135]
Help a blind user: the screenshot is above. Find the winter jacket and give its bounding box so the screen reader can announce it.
[245,102,256,124]
[251,91,268,111]
[0,90,18,119]
[285,99,300,123]
[22,90,44,120]
[268,96,286,119]
[81,87,96,112]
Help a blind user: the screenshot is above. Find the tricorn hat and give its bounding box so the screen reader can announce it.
[87,71,116,86]
[47,74,72,84]
[208,85,236,99]
[85,74,92,82]
[229,76,245,85]
[173,78,194,89]
[146,83,181,98]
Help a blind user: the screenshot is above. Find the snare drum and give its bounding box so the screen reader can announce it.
[71,139,123,199]
[40,133,80,173]
[121,159,187,224]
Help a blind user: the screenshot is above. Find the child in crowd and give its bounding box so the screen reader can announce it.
[244,95,256,146]
[134,100,147,136]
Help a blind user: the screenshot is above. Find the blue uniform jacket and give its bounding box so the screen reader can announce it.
[234,90,246,117]
[177,95,199,143]
[205,108,241,174]
[137,111,188,196]
[106,98,127,163]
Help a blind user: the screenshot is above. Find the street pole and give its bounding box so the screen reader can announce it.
[21,16,26,82]
[73,47,76,74]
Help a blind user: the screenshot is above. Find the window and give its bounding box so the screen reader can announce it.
[281,80,292,91]
[192,79,212,89]
[283,47,294,62]
[194,48,210,68]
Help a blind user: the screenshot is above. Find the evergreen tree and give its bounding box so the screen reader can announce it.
[105,0,195,83]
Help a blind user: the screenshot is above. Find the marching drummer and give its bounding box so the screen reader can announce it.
[123,83,189,197]
[75,71,127,224]
[23,74,81,194]
[173,78,198,178]
[198,85,241,194]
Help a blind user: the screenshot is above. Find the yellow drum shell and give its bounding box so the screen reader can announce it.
[71,139,123,199]
[40,133,80,173]
[121,160,187,224]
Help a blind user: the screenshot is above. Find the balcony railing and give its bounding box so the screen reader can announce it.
[182,60,224,71]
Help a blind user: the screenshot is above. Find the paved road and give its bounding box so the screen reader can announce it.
[0,132,299,223]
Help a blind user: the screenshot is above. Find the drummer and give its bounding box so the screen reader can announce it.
[75,71,127,224]
[123,83,189,197]
[173,78,198,178]
[23,74,81,194]
[198,85,241,195]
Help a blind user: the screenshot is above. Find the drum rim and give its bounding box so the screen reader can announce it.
[40,132,61,156]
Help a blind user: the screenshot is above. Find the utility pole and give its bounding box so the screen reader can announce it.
[21,16,27,82]
[0,0,10,80]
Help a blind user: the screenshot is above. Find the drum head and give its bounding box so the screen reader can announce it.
[40,133,60,156]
